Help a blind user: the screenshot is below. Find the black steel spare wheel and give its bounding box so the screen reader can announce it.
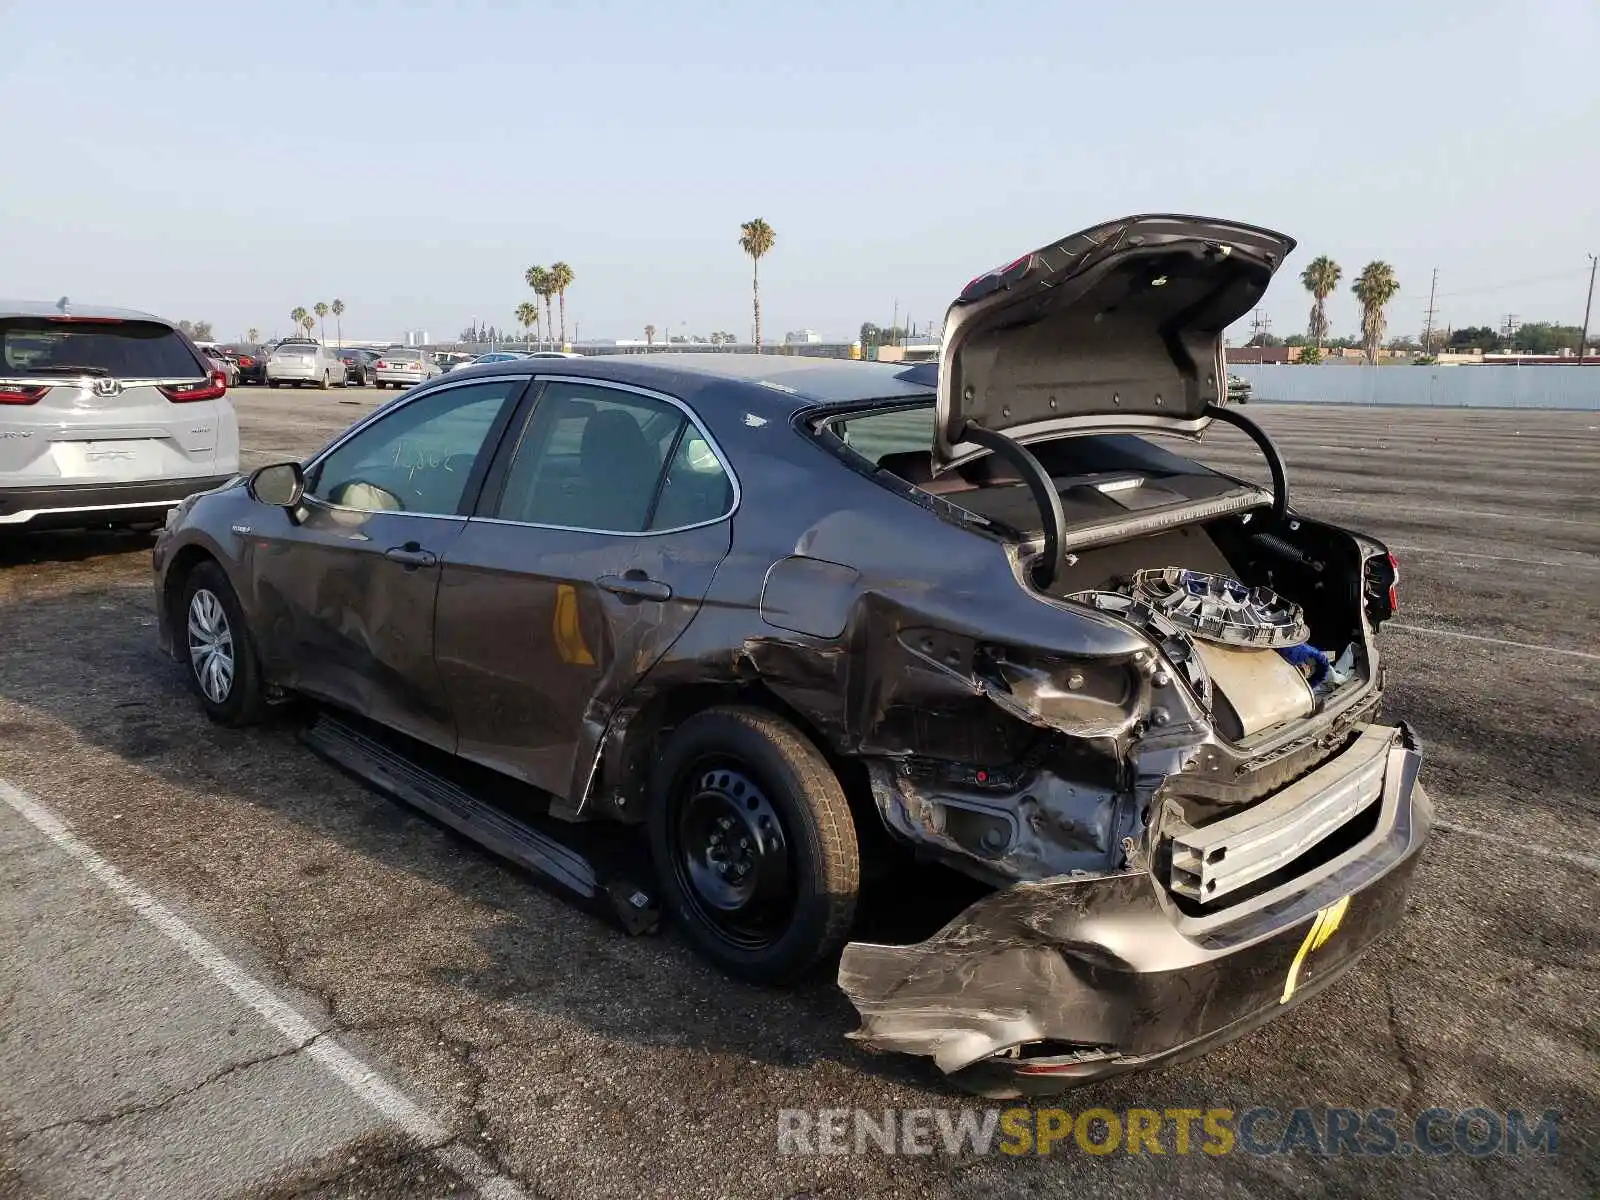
[675,765,792,947]
[650,707,859,984]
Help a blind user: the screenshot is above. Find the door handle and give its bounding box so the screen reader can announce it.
[384,542,438,569]
[597,572,673,603]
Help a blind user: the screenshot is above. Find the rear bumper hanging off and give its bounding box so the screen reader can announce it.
[838,727,1430,1097]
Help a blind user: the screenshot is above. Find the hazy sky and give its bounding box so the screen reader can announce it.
[2,0,1595,344]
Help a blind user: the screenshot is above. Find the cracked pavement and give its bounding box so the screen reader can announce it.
[0,392,1596,1198]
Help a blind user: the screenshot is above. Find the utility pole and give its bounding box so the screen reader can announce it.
[1501,314,1520,344]
[1248,309,1272,351]
[1579,253,1597,365]
[1421,268,1439,352]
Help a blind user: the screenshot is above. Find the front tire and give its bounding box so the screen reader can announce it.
[179,561,268,726]
[320,371,331,390]
[649,707,859,984]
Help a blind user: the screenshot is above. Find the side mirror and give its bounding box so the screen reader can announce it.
[248,461,305,508]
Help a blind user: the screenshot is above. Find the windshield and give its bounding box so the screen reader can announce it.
[383,350,421,361]
[1,318,205,378]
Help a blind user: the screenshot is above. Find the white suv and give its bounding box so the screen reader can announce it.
[0,300,239,531]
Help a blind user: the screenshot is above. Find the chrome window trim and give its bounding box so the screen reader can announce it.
[300,373,530,519]
[468,374,741,538]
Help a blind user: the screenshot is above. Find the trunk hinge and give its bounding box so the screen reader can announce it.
[959,421,1065,589]
[1204,403,1290,524]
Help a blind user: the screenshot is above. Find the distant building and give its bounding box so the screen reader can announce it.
[784,329,822,344]
[403,329,430,347]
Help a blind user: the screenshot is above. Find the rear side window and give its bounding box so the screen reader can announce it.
[494,382,732,533]
[1,318,204,378]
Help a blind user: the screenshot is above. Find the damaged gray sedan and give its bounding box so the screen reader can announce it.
[154,214,1429,1096]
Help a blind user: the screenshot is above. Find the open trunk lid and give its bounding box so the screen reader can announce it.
[933,214,1295,468]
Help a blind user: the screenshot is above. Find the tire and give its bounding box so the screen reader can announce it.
[178,561,269,727]
[649,706,859,984]
[319,371,331,390]
[267,380,280,389]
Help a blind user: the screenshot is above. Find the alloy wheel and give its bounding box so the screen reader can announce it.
[187,588,235,704]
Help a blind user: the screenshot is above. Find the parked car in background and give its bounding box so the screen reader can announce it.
[223,344,268,385]
[1,300,238,531]
[453,351,527,372]
[1227,373,1252,404]
[372,348,441,389]
[526,350,582,359]
[266,339,347,390]
[436,352,476,373]
[339,347,382,386]
[204,347,240,388]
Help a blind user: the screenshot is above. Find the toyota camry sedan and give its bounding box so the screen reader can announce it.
[152,214,1429,1096]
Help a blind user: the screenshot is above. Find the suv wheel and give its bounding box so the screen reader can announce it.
[179,562,268,726]
[649,707,860,984]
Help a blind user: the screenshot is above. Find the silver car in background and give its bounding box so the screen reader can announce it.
[266,339,347,389]
[0,301,238,531]
[372,348,442,389]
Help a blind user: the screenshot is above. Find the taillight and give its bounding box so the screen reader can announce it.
[374,360,387,369]
[161,371,228,402]
[0,384,48,405]
[239,355,255,367]
[1364,551,1399,625]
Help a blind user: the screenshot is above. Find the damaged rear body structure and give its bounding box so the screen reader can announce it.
[586,218,1429,1093]
[155,215,1429,1097]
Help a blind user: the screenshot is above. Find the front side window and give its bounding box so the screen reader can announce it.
[309,380,519,514]
[494,382,731,532]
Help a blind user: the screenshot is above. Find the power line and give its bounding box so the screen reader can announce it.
[1434,268,1589,300]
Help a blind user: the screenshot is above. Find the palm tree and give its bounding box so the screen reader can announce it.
[738,218,776,351]
[644,324,656,348]
[524,266,550,349]
[1299,256,1341,355]
[550,262,574,348]
[300,312,316,337]
[246,327,260,344]
[331,299,345,346]
[289,307,307,338]
[1352,262,1400,365]
[515,301,540,347]
[314,301,329,343]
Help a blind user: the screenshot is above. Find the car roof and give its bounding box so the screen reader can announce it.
[0,299,173,324]
[488,352,935,409]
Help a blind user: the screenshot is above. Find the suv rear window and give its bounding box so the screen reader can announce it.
[1,318,205,378]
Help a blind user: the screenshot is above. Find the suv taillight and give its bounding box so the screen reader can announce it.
[161,371,228,402]
[0,385,48,405]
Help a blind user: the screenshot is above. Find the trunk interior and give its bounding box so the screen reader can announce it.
[869,425,1372,744]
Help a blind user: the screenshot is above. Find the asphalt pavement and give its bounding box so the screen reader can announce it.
[1,388,1596,1198]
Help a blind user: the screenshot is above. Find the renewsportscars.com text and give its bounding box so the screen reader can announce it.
[777,1106,1560,1158]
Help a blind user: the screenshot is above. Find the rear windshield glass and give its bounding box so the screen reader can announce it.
[1,318,204,378]
[382,350,421,361]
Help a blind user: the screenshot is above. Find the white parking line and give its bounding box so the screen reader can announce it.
[1310,497,1594,526]
[1387,623,1600,662]
[1434,820,1600,874]
[1386,543,1597,570]
[0,779,528,1200]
